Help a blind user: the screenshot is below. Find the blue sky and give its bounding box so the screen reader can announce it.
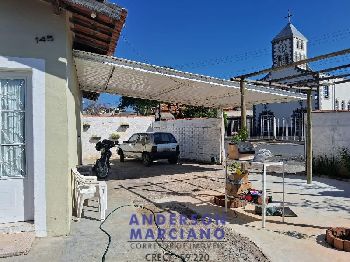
[94,0,350,107]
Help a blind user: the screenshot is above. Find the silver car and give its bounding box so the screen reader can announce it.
[117,132,179,166]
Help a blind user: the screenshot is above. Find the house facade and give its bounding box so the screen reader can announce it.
[0,0,126,236]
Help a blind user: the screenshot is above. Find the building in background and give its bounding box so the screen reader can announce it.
[253,21,350,139]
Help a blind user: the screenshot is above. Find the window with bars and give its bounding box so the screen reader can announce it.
[323,86,329,99]
[335,99,339,110]
[341,100,345,110]
[0,79,26,177]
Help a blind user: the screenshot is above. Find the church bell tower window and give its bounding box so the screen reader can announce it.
[285,54,289,64]
[277,55,282,66]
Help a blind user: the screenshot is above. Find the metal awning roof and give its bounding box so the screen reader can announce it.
[73,50,306,108]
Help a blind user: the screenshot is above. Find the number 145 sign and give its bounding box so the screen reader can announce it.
[35,35,54,43]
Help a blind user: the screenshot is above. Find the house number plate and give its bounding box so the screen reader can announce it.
[35,35,54,43]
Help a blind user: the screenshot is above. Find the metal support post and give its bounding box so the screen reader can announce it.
[262,163,267,228]
[282,161,285,223]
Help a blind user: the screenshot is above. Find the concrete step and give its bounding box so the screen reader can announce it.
[0,221,35,234]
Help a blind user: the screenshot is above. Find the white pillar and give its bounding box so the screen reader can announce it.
[293,117,296,141]
[218,109,225,164]
[273,117,277,139]
[302,114,305,141]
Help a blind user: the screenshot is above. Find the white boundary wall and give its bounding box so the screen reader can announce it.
[82,116,154,161]
[82,116,223,163]
[312,111,350,157]
[153,118,222,163]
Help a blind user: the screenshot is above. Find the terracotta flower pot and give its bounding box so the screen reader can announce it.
[227,143,239,160]
[326,229,334,246]
[333,237,344,250]
[344,240,350,252]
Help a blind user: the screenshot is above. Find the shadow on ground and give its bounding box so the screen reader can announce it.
[107,159,221,180]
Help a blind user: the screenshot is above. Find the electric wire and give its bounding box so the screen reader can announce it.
[120,28,350,81]
[99,204,187,262]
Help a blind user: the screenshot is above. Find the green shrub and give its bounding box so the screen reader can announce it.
[223,112,228,130]
[313,148,350,179]
[229,162,241,173]
[231,127,248,144]
[110,133,120,140]
[340,148,350,172]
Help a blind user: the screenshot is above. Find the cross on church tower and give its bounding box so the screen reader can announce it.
[285,10,292,23]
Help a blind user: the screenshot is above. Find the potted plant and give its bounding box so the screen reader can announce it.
[83,122,90,131]
[109,132,120,142]
[117,122,130,132]
[228,162,248,181]
[228,127,248,160]
[226,161,251,196]
[90,134,101,143]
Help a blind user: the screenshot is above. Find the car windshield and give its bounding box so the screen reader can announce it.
[153,133,177,144]
[128,134,139,143]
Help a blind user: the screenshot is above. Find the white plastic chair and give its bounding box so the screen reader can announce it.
[72,168,108,221]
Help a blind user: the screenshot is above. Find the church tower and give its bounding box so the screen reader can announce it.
[272,21,308,69]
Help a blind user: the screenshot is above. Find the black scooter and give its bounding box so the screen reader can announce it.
[93,139,117,179]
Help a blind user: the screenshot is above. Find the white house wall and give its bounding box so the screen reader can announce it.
[0,0,78,236]
[312,111,350,158]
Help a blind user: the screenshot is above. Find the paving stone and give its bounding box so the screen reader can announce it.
[0,232,35,258]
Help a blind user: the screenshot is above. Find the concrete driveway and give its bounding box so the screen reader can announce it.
[4,157,350,262]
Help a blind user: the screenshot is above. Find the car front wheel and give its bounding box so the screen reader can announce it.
[168,156,178,164]
[119,149,125,162]
[142,153,152,167]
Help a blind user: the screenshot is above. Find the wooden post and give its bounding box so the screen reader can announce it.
[306,88,313,184]
[240,78,247,130]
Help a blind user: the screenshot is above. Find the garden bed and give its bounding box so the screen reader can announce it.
[326,227,350,252]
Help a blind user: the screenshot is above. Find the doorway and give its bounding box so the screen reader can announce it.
[0,76,34,223]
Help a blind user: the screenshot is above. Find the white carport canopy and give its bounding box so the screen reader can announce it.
[73,50,306,107]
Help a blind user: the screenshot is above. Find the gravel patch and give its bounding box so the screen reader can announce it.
[126,201,269,262]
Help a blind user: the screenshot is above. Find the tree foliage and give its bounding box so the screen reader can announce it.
[119,97,159,116]
[181,106,218,118]
[118,96,219,118]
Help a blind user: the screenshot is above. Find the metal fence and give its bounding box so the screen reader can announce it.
[228,116,305,141]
